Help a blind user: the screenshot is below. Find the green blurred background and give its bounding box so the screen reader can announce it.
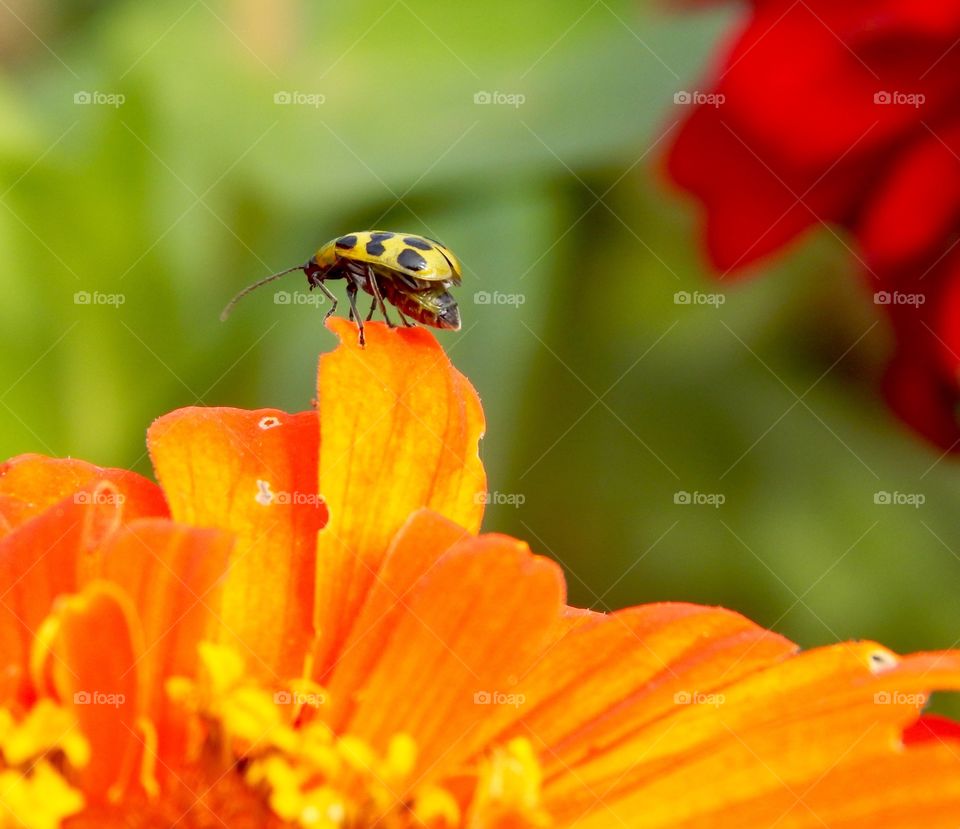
[2,0,958,663]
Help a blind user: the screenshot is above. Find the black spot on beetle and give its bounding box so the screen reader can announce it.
[365,240,386,256]
[397,248,428,271]
[369,231,395,242]
[402,236,433,250]
[335,235,357,249]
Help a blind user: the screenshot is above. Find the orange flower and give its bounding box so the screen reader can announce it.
[1,318,960,827]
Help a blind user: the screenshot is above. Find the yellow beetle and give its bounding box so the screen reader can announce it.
[221,231,463,345]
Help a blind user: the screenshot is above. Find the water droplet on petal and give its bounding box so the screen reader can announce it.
[255,479,274,505]
[869,649,899,673]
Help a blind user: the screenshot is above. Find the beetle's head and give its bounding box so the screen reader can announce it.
[303,256,325,285]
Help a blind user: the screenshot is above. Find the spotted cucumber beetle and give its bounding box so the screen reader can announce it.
[220,231,463,345]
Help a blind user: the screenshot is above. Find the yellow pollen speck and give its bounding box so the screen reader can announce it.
[0,761,85,829]
[467,737,551,827]
[0,703,89,829]
[413,785,461,827]
[198,640,247,693]
[1,699,89,770]
[385,733,417,780]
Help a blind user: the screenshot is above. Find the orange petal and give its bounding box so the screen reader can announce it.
[0,494,128,705]
[313,320,486,674]
[0,454,168,537]
[324,508,473,721]
[342,533,564,784]
[92,518,234,766]
[527,628,960,828]
[46,582,141,803]
[477,603,796,767]
[148,407,325,680]
[658,744,960,828]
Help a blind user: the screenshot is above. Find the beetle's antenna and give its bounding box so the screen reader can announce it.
[220,265,306,321]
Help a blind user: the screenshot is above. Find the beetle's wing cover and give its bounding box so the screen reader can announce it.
[326,231,462,283]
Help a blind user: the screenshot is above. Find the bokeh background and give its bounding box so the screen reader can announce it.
[2,1,958,665]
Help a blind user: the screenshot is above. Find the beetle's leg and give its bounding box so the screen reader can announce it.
[366,265,395,328]
[345,279,365,346]
[340,262,359,322]
[397,308,414,327]
[366,296,377,322]
[312,279,338,322]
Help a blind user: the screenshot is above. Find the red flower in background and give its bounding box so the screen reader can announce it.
[667,0,960,448]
